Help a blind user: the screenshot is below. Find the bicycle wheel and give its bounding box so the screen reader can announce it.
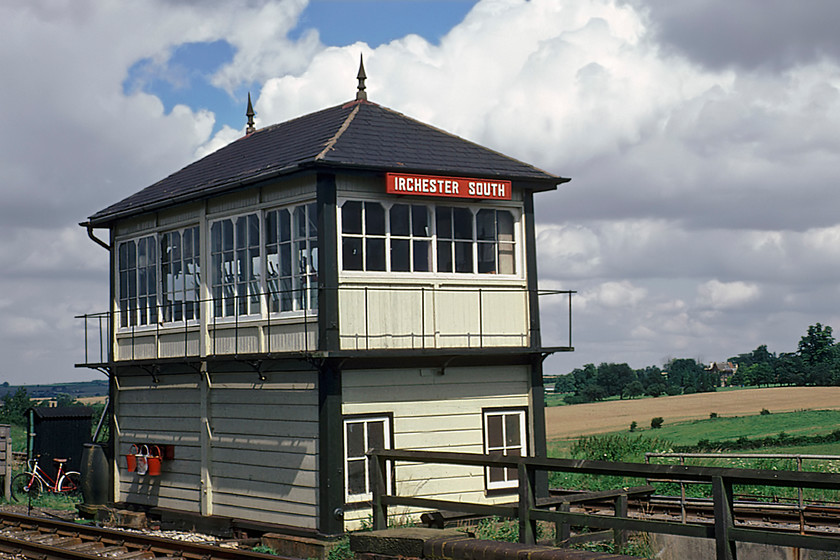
[11,473,43,502]
[58,471,82,498]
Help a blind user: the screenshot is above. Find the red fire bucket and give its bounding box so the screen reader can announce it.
[146,445,162,476]
[126,444,139,473]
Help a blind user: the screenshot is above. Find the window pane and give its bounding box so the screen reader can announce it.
[266,211,277,245]
[454,241,473,273]
[453,207,473,240]
[279,209,291,242]
[366,238,386,271]
[347,459,367,495]
[295,206,306,239]
[505,414,521,447]
[478,242,496,274]
[390,204,410,236]
[307,203,318,237]
[487,415,503,448]
[343,238,363,270]
[436,207,452,238]
[498,211,514,242]
[412,205,429,237]
[437,240,452,272]
[368,420,385,450]
[391,239,410,271]
[236,217,247,250]
[118,243,128,270]
[365,202,385,235]
[476,209,495,241]
[499,243,515,274]
[346,422,365,458]
[248,214,259,246]
[488,466,505,483]
[211,222,221,252]
[222,220,234,251]
[413,240,430,272]
[342,201,362,234]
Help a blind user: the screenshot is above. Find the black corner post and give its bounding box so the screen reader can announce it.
[318,359,344,536]
[524,190,549,497]
[529,354,549,498]
[316,171,340,351]
[523,191,541,350]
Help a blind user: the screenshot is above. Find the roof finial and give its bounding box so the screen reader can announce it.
[356,54,367,101]
[246,92,256,135]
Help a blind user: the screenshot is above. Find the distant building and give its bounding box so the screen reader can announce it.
[707,361,738,386]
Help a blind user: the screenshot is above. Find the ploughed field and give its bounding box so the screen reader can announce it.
[545,386,840,441]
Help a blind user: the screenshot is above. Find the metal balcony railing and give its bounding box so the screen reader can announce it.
[76,286,573,366]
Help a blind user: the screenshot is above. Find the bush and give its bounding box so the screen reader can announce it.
[629,421,637,432]
[760,408,771,415]
[709,412,718,419]
[651,417,664,429]
[570,433,672,462]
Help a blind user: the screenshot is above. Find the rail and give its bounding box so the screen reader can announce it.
[76,286,573,365]
[368,449,840,560]
[646,451,840,531]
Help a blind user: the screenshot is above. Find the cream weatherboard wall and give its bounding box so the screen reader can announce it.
[115,370,320,528]
[116,372,203,512]
[341,365,531,528]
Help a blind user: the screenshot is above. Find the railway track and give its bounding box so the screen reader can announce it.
[570,494,840,537]
[0,511,288,560]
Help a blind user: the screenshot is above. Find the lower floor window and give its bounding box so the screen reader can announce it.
[344,415,392,502]
[483,408,527,491]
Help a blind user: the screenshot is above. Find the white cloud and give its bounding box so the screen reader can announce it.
[2,0,840,383]
[697,280,761,310]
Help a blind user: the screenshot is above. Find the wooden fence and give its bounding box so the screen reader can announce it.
[368,449,840,560]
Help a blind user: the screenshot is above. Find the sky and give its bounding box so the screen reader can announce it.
[1,0,839,385]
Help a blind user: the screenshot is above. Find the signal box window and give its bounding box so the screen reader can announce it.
[483,408,527,491]
[344,415,392,503]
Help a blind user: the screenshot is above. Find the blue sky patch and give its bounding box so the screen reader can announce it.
[123,40,250,133]
[293,0,477,47]
[121,2,478,134]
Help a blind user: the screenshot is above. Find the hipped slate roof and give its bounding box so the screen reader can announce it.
[87,99,568,226]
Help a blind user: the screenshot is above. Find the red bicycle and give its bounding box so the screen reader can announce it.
[11,455,81,502]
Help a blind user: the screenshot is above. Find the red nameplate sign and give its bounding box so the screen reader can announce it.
[386,173,512,200]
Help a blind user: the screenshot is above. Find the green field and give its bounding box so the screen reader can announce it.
[632,409,840,448]
[548,409,840,455]
[546,409,840,500]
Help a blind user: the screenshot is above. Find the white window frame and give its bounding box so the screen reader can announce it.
[265,202,319,315]
[210,213,261,319]
[483,408,527,491]
[116,235,158,329]
[338,198,521,277]
[208,201,319,321]
[160,225,201,325]
[343,415,392,503]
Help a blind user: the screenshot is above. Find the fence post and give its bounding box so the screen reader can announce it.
[680,455,687,523]
[712,476,737,560]
[518,462,537,545]
[371,450,387,531]
[614,492,628,551]
[554,502,571,546]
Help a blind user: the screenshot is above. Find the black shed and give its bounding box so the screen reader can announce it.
[28,407,92,474]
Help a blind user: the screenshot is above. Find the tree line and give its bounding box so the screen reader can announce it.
[555,323,840,405]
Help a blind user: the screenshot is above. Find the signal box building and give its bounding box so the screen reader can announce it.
[80,68,573,536]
